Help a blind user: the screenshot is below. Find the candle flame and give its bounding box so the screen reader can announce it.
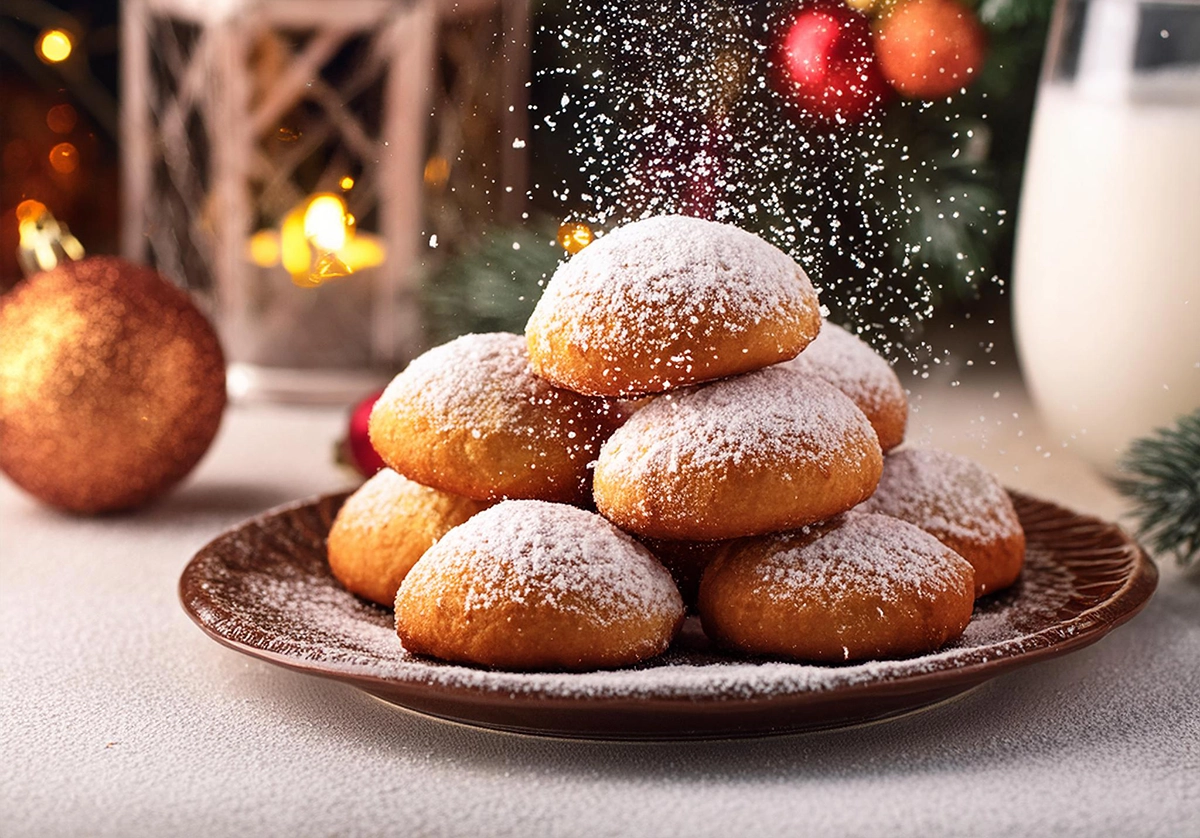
[303,194,348,252]
[248,193,386,287]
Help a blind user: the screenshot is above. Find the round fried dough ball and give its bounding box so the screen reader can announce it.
[782,321,908,451]
[697,512,975,662]
[395,500,686,671]
[858,448,1026,597]
[593,366,883,540]
[327,469,491,606]
[368,333,621,504]
[525,215,821,397]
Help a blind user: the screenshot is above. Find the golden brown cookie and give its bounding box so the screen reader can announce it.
[782,321,908,451]
[327,469,491,607]
[395,500,686,671]
[368,332,621,504]
[858,448,1026,598]
[697,512,975,662]
[593,366,883,540]
[525,215,822,397]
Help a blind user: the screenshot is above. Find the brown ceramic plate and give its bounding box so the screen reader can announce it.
[179,491,1156,740]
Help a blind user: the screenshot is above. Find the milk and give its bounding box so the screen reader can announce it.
[1014,74,1200,472]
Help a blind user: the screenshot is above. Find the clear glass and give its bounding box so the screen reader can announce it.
[1014,0,1200,472]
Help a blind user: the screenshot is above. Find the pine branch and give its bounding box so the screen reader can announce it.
[421,222,564,345]
[1114,409,1200,566]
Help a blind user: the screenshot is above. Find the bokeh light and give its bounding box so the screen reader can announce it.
[16,199,48,224]
[557,220,594,254]
[424,156,451,189]
[248,230,281,267]
[48,142,79,174]
[37,29,73,64]
[46,104,78,134]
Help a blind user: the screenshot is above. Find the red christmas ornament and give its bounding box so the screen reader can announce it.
[777,2,888,123]
[875,0,986,99]
[339,388,387,478]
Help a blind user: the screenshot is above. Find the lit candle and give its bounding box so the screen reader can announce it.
[247,193,386,286]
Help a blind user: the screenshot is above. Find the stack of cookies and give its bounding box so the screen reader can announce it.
[327,215,1025,671]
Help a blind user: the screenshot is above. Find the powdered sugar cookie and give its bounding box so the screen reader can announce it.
[395,500,685,670]
[525,215,821,396]
[697,512,975,661]
[593,366,883,540]
[327,469,491,607]
[859,448,1026,597]
[782,321,908,451]
[368,333,621,504]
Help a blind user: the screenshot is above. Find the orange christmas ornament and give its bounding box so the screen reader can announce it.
[0,256,227,513]
[875,0,986,99]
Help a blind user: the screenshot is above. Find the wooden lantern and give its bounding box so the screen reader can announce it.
[120,0,529,399]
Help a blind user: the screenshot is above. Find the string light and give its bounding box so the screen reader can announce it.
[15,200,85,274]
[339,175,355,190]
[37,29,73,64]
[16,200,47,224]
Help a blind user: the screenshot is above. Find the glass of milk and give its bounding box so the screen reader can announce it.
[1014,0,1200,473]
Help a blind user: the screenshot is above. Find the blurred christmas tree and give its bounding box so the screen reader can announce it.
[4,1,1054,350]
[507,0,1054,348]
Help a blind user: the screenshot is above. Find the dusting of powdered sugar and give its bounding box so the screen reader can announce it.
[371,332,610,440]
[333,470,430,538]
[194,516,1084,702]
[597,366,876,476]
[783,321,904,418]
[526,215,817,354]
[751,513,971,604]
[398,500,683,623]
[859,448,1018,543]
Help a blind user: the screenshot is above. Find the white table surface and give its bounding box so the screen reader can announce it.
[3,372,1198,838]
